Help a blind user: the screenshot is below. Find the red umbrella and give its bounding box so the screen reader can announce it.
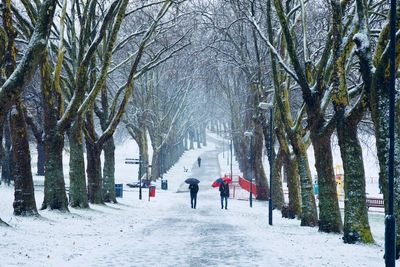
[212,177,232,187]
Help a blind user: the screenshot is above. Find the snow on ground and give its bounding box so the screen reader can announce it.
[0,134,386,267]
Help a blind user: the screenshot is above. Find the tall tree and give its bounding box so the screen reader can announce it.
[2,0,48,216]
[251,0,317,226]
[268,0,342,233]
[330,0,372,243]
[353,0,400,255]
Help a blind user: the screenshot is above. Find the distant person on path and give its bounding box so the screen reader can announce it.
[219,180,230,209]
[189,184,199,209]
[197,156,202,167]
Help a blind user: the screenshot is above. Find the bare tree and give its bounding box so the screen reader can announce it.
[0,0,58,216]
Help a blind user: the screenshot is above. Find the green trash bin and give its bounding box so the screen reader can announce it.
[161,179,168,190]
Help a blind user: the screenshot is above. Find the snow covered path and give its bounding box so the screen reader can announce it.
[0,136,385,267]
[107,147,268,267]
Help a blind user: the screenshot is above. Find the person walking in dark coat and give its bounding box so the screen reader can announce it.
[189,184,199,209]
[219,180,230,209]
[197,156,202,167]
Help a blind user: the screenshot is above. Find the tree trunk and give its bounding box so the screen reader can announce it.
[189,129,194,149]
[67,119,88,208]
[10,104,38,216]
[103,137,116,203]
[202,123,207,146]
[275,120,302,218]
[41,54,68,211]
[210,120,215,132]
[329,0,369,240]
[282,151,301,218]
[297,149,318,226]
[337,119,373,243]
[275,110,317,225]
[196,128,201,149]
[138,130,149,180]
[151,148,160,180]
[272,148,284,210]
[86,142,103,204]
[370,48,400,258]
[312,134,342,232]
[284,121,318,225]
[42,131,69,211]
[254,125,268,200]
[184,132,189,150]
[2,116,13,185]
[234,134,250,180]
[36,142,45,176]
[165,142,173,171]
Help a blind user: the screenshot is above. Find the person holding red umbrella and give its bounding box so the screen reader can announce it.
[219,180,230,210]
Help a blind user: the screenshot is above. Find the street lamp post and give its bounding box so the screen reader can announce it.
[268,108,274,226]
[244,131,254,208]
[160,144,163,180]
[230,137,233,180]
[139,155,143,200]
[227,137,230,166]
[259,102,274,226]
[230,119,233,182]
[386,0,397,265]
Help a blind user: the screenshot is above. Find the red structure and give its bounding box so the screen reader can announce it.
[223,174,257,199]
[238,176,257,198]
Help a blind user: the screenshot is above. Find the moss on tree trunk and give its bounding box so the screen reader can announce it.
[272,149,284,210]
[42,131,69,211]
[337,120,373,243]
[284,120,318,226]
[312,134,342,233]
[103,137,116,203]
[67,119,88,208]
[41,54,69,211]
[275,121,301,219]
[2,116,13,185]
[10,103,38,216]
[254,125,269,200]
[282,152,301,218]
[86,142,103,204]
[297,150,318,227]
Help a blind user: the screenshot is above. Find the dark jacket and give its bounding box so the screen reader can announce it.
[219,183,229,197]
[189,184,199,195]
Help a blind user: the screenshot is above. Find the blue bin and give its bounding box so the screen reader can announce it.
[313,183,319,195]
[161,180,168,190]
[115,184,123,198]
